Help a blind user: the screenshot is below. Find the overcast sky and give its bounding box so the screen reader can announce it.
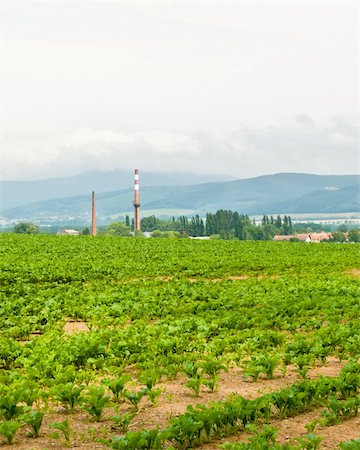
[1,1,359,181]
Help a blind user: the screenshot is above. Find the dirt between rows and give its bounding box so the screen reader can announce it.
[64,320,89,335]
[348,268,360,278]
[114,274,280,285]
[202,410,360,449]
[1,357,348,449]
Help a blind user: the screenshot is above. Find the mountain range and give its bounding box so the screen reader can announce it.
[0,170,233,211]
[1,172,359,223]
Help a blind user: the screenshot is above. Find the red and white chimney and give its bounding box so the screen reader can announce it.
[133,169,141,231]
[91,191,97,236]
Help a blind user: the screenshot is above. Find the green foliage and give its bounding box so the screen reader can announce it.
[52,382,84,413]
[331,231,346,243]
[106,222,132,237]
[109,409,136,432]
[0,420,22,444]
[0,386,25,420]
[320,396,359,426]
[146,387,163,406]
[202,375,220,392]
[348,229,360,242]
[338,439,360,449]
[0,235,359,447]
[221,424,278,449]
[104,428,167,449]
[296,433,324,450]
[139,369,161,391]
[122,389,147,411]
[242,354,280,382]
[49,419,71,447]
[20,409,46,437]
[101,374,131,402]
[185,374,204,397]
[81,386,112,421]
[14,222,39,234]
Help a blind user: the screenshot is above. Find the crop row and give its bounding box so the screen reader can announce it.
[102,364,359,449]
[0,363,358,447]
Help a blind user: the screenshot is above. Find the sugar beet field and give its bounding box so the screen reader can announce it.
[0,235,359,449]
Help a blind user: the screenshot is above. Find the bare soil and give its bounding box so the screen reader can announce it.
[347,269,360,278]
[115,274,281,285]
[64,320,89,335]
[202,410,360,449]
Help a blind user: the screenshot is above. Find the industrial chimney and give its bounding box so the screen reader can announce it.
[91,191,97,236]
[133,169,141,231]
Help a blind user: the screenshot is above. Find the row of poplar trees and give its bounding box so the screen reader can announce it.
[141,210,292,240]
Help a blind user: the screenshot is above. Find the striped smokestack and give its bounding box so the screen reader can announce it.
[91,191,97,236]
[133,169,141,231]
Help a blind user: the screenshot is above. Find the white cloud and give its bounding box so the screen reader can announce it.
[1,117,358,180]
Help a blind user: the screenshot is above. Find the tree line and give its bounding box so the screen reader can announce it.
[11,212,360,242]
[139,210,293,240]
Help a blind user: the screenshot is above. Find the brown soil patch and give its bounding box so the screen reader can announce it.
[64,319,89,335]
[115,274,280,285]
[228,275,250,281]
[347,269,360,278]
[157,276,174,281]
[1,410,108,449]
[275,410,360,449]
[202,409,360,449]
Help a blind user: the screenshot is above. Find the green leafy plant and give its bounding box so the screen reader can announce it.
[102,428,168,449]
[110,408,136,432]
[146,387,163,406]
[296,433,324,450]
[202,375,220,392]
[321,397,359,426]
[338,439,360,449]
[221,424,278,449]
[293,355,313,379]
[0,387,25,420]
[81,386,112,421]
[52,382,84,413]
[50,419,71,448]
[0,420,22,444]
[122,389,147,411]
[305,419,319,433]
[185,373,204,397]
[20,409,46,437]
[101,374,131,402]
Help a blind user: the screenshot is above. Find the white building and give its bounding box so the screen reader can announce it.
[57,229,80,236]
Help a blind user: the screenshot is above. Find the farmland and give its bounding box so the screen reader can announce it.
[0,235,359,449]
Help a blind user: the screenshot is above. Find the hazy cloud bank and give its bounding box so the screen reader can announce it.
[2,116,358,181]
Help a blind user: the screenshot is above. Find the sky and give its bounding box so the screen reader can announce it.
[0,1,359,181]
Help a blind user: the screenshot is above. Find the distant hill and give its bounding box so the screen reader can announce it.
[273,184,360,214]
[2,173,359,223]
[0,170,234,212]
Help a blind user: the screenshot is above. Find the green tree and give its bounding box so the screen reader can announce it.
[348,229,360,243]
[141,215,161,232]
[151,230,163,238]
[106,222,132,237]
[275,215,282,229]
[262,224,279,240]
[331,231,346,243]
[81,227,90,235]
[14,222,39,234]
